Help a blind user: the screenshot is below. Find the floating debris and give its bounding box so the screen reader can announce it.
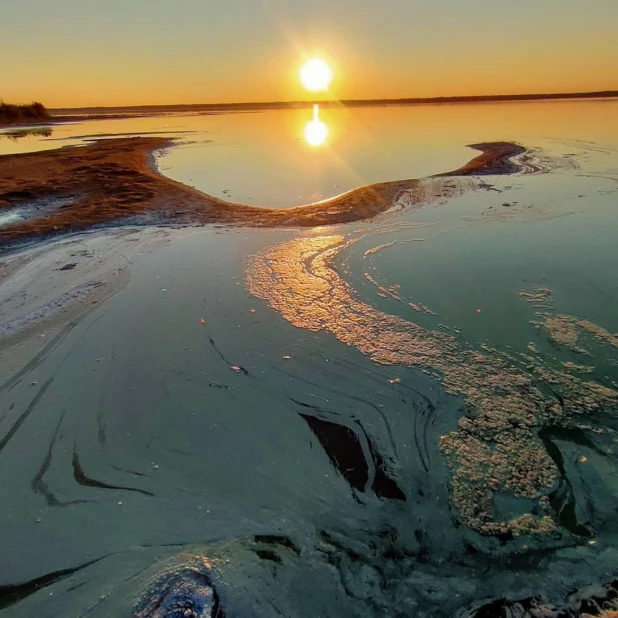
[519,287,553,309]
[563,361,594,373]
[420,303,437,316]
[365,272,402,301]
[199,318,206,324]
[537,314,618,354]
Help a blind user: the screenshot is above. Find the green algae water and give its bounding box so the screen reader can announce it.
[1,100,618,616]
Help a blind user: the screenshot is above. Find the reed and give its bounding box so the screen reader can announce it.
[0,101,50,124]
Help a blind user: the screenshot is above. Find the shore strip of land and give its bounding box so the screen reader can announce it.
[49,90,618,119]
[0,138,524,245]
[0,138,525,247]
[1,91,615,129]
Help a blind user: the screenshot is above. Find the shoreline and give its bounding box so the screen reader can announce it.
[1,91,615,130]
[0,138,527,247]
[0,138,528,247]
[48,89,618,116]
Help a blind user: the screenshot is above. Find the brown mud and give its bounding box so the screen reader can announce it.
[0,138,525,247]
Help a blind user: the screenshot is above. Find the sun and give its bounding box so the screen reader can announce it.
[300,58,333,92]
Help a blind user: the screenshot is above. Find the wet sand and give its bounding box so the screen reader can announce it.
[0,226,181,384]
[0,138,525,246]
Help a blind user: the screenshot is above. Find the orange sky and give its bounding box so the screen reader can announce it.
[1,0,616,108]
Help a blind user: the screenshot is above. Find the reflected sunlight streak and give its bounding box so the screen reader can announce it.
[304,104,328,147]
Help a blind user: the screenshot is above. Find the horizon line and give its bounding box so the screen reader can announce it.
[49,89,618,112]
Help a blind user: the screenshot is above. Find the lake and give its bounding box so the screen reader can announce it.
[1,99,618,616]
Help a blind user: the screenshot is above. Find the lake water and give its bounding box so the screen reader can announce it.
[1,100,618,616]
[1,99,617,206]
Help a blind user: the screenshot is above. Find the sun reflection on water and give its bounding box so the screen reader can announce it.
[304,104,328,147]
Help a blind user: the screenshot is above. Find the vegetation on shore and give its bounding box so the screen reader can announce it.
[0,101,50,124]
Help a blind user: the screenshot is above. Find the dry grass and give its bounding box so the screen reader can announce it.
[0,101,50,124]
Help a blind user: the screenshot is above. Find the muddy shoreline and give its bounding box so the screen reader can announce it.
[0,138,525,247]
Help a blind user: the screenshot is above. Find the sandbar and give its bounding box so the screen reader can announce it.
[0,138,526,247]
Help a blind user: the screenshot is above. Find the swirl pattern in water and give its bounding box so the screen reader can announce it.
[246,231,618,538]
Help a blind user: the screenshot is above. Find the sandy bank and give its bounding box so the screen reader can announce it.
[0,138,526,247]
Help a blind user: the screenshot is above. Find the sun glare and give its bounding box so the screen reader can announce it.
[300,58,333,93]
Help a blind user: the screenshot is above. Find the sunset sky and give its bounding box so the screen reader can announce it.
[2,0,617,108]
